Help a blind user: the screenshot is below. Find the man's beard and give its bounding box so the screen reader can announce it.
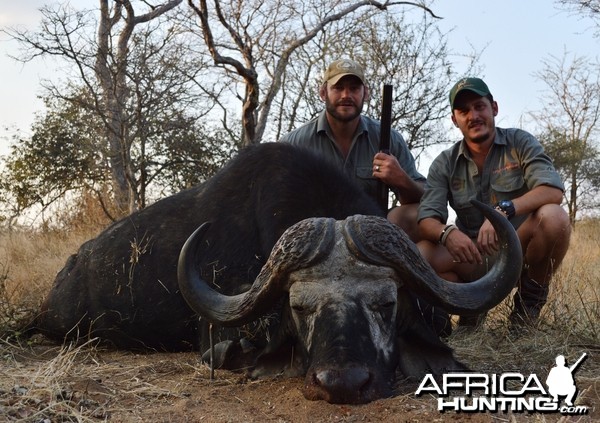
[469,132,490,144]
[325,99,363,122]
[466,121,492,144]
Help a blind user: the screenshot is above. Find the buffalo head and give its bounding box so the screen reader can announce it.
[178,200,522,404]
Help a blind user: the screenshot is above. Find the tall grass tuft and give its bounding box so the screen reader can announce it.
[0,226,101,339]
[545,218,600,341]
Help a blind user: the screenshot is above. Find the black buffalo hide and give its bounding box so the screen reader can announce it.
[31,142,384,351]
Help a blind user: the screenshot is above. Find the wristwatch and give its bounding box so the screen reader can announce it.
[494,200,515,219]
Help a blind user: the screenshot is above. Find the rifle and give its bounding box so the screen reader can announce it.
[378,84,393,212]
[569,352,588,373]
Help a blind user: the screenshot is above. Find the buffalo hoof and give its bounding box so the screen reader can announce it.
[201,338,257,371]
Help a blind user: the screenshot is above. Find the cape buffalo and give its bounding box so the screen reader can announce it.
[29,142,522,404]
[178,208,521,404]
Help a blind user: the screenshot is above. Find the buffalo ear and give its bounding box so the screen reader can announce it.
[395,293,466,378]
[397,332,468,379]
[250,339,305,379]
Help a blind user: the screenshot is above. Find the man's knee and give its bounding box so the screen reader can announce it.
[388,203,420,242]
[518,204,571,276]
[537,204,569,227]
[387,203,417,225]
[520,204,571,243]
[538,204,572,247]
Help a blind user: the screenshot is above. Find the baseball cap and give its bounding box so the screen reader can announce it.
[449,77,492,109]
[323,59,366,86]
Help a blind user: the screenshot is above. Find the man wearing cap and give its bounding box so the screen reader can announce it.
[416,77,571,331]
[279,58,425,241]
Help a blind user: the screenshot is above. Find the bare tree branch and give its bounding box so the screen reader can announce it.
[187,0,441,145]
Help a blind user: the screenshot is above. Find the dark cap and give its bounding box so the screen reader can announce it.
[323,59,366,86]
[449,77,492,109]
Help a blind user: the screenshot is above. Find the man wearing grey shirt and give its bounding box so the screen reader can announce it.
[279,59,425,241]
[417,77,571,331]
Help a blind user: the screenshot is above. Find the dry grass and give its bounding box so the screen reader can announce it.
[483,217,600,339]
[0,227,100,338]
[0,220,599,421]
[0,338,109,421]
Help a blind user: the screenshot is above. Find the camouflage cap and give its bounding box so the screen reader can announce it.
[449,77,492,109]
[323,59,366,86]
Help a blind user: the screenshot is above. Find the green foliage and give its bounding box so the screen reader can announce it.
[0,87,239,225]
[542,129,600,182]
[539,124,600,221]
[138,118,241,197]
[0,95,107,219]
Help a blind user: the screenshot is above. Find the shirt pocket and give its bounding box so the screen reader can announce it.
[451,190,483,232]
[491,169,526,198]
[356,166,375,180]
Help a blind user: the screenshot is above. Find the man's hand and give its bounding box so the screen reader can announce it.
[445,228,483,265]
[477,218,499,255]
[372,151,424,204]
[372,151,403,182]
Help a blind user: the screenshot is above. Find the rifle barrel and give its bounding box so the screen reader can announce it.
[378,84,393,211]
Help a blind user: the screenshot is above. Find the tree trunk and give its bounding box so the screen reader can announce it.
[95,0,183,216]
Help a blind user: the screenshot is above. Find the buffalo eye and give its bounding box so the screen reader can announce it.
[290,303,315,316]
[371,301,395,321]
[291,304,306,314]
[289,288,318,316]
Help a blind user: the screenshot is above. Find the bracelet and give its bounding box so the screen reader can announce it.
[439,224,457,246]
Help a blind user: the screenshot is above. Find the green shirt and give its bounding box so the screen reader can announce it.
[418,127,564,237]
[279,111,425,207]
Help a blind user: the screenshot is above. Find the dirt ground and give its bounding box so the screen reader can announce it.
[1,333,598,423]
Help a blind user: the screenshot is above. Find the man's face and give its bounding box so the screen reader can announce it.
[321,76,367,122]
[451,91,498,144]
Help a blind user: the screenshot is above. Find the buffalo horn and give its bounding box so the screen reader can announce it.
[343,200,522,315]
[177,218,336,326]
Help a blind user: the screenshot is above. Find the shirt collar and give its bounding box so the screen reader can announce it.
[316,110,329,134]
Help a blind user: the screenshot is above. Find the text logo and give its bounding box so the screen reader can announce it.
[415,353,589,415]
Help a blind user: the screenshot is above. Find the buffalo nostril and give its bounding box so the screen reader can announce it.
[315,367,370,392]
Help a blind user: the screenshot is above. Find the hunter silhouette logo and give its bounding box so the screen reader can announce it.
[546,353,587,406]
